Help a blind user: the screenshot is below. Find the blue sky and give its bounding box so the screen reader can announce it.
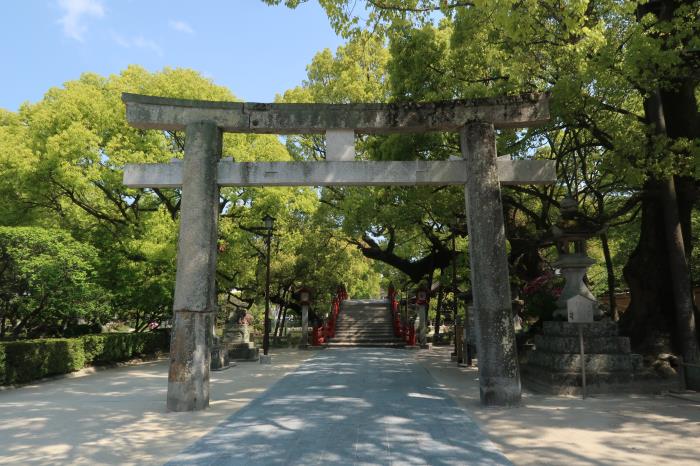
[1,0,346,111]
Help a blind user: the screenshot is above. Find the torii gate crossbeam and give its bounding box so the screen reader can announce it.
[121,92,554,412]
[123,159,555,188]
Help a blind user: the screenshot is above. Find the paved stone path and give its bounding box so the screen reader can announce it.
[167,348,510,465]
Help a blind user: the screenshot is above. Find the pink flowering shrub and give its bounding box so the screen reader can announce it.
[521,273,563,321]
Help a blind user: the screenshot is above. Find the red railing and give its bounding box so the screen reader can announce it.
[388,287,403,339]
[388,287,416,345]
[312,286,347,346]
[405,323,416,346]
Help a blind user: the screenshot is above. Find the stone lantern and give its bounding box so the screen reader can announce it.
[522,197,642,394]
[416,287,429,348]
[298,286,312,349]
[551,197,603,319]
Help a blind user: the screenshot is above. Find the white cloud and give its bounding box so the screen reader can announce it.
[58,0,105,41]
[111,32,164,56]
[132,36,163,56]
[168,19,194,35]
[110,32,129,48]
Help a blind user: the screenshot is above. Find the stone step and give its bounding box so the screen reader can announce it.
[329,336,403,341]
[331,300,402,348]
[334,327,395,331]
[340,311,389,314]
[336,321,393,325]
[334,329,396,334]
[534,335,631,354]
[334,328,395,332]
[335,324,394,329]
[542,321,618,337]
[333,333,396,340]
[336,322,393,326]
[228,346,259,361]
[326,341,406,348]
[339,317,390,320]
[522,364,633,388]
[528,351,642,373]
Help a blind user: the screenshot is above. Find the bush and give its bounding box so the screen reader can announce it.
[522,273,563,321]
[0,331,169,385]
[0,344,5,384]
[3,339,86,384]
[81,331,169,363]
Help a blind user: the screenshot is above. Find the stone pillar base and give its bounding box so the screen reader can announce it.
[167,310,215,412]
[259,355,272,364]
[210,344,230,371]
[479,378,522,406]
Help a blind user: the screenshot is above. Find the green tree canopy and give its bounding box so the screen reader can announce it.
[0,226,108,338]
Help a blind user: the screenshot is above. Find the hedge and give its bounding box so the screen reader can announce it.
[3,339,86,384]
[82,331,169,364]
[0,331,169,385]
[0,344,5,383]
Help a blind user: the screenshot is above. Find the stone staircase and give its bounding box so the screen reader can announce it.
[327,299,405,348]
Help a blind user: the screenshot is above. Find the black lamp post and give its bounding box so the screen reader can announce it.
[262,214,275,356]
[450,218,459,360]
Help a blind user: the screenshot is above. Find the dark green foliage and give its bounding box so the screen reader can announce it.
[0,344,5,383]
[0,331,169,385]
[3,339,85,384]
[81,331,169,364]
[62,322,103,338]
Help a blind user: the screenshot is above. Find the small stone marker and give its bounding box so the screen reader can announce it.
[259,354,272,364]
[567,295,595,323]
[567,294,594,399]
[326,129,356,161]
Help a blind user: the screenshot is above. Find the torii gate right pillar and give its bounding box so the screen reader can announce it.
[461,122,521,406]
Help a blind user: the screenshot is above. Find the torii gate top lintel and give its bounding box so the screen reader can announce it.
[122,92,549,133]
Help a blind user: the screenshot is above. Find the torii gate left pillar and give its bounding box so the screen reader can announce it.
[167,121,221,411]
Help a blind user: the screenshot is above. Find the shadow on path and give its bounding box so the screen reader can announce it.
[167,348,510,466]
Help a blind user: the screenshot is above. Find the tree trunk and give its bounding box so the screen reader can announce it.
[661,175,700,363]
[433,270,445,339]
[508,236,547,283]
[279,307,288,338]
[273,289,287,339]
[600,232,618,320]
[622,181,675,352]
[133,311,142,334]
[273,305,282,338]
[621,85,699,356]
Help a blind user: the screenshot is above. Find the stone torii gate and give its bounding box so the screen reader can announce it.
[121,92,554,411]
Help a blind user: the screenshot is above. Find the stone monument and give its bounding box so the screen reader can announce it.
[210,331,230,371]
[223,309,259,361]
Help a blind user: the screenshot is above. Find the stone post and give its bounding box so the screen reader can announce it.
[167,121,221,412]
[300,304,309,349]
[461,122,521,406]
